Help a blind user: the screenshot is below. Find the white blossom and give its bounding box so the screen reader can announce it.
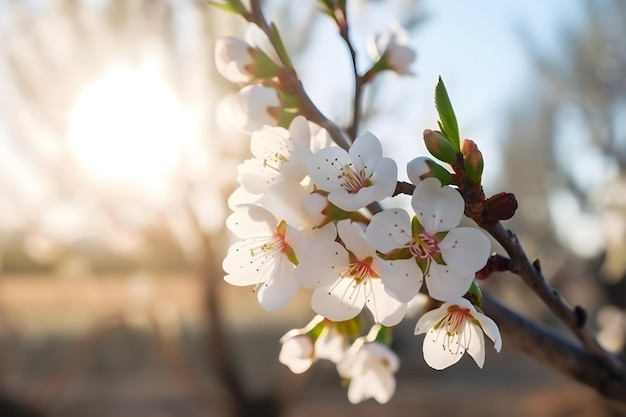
[231,85,280,132]
[279,333,314,374]
[296,219,407,326]
[337,339,399,404]
[369,23,416,76]
[366,178,490,302]
[414,297,502,370]
[237,116,313,194]
[222,205,302,311]
[307,132,397,211]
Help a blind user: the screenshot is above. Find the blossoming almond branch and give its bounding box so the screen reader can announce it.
[211,0,626,407]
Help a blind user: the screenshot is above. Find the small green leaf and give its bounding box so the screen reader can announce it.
[270,23,294,70]
[208,0,247,15]
[434,76,460,151]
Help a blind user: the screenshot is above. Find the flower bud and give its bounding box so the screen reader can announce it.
[476,254,511,280]
[368,23,416,76]
[484,192,518,222]
[231,85,280,132]
[406,156,453,185]
[423,129,458,164]
[214,37,280,83]
[461,139,484,183]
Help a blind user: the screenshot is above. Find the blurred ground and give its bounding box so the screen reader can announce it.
[0,274,617,417]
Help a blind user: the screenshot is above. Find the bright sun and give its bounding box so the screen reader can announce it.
[68,64,185,187]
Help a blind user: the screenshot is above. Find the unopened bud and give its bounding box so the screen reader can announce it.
[368,23,416,76]
[476,254,511,280]
[232,85,281,132]
[461,139,484,183]
[214,37,280,83]
[406,156,453,185]
[485,192,518,222]
[423,129,458,165]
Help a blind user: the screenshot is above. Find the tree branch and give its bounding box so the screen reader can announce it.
[482,292,626,407]
[483,221,625,377]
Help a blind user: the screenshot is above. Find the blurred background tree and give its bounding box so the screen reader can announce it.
[498,0,626,354]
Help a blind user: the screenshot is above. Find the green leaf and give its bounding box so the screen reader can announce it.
[434,76,460,151]
[208,0,247,15]
[270,23,294,70]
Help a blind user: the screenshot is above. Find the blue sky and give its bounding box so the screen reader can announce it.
[280,0,588,192]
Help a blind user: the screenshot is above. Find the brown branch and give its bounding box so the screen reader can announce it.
[484,221,625,377]
[333,3,363,141]
[482,292,626,408]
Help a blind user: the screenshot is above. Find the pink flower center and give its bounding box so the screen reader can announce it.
[338,163,372,194]
[346,256,379,282]
[409,233,440,259]
[431,305,473,355]
[443,305,471,335]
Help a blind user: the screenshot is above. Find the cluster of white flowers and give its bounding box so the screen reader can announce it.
[216,17,501,405]
[221,117,501,402]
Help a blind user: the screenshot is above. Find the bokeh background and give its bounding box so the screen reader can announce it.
[0,0,625,416]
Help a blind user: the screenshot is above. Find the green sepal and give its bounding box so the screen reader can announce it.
[336,317,363,341]
[424,129,458,165]
[317,0,335,16]
[251,48,281,79]
[373,325,393,345]
[434,76,460,152]
[411,215,425,236]
[379,247,413,261]
[465,280,483,309]
[269,23,294,70]
[424,159,454,185]
[305,315,327,340]
[276,220,299,266]
[314,192,369,228]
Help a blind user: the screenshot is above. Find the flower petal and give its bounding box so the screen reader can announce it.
[422,328,464,370]
[473,311,502,352]
[311,279,366,322]
[365,279,407,326]
[256,261,299,310]
[349,131,382,177]
[337,220,375,260]
[411,178,464,233]
[250,124,290,160]
[424,262,474,301]
[366,208,412,254]
[295,240,348,288]
[440,227,491,273]
[307,146,351,192]
[369,157,398,191]
[414,305,446,335]
[465,323,486,368]
[384,258,423,303]
[226,205,275,239]
[279,335,314,374]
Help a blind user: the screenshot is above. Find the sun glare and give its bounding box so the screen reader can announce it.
[68,65,185,187]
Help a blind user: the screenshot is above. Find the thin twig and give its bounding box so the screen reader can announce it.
[246,0,351,151]
[333,4,362,141]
